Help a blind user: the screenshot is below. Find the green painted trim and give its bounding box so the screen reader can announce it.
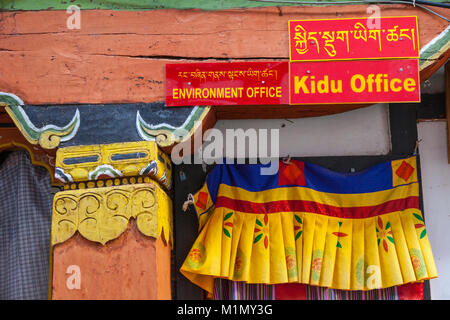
[6,104,40,141]
[137,106,210,147]
[419,26,450,67]
[0,92,80,149]
[0,92,23,108]
[1,0,445,11]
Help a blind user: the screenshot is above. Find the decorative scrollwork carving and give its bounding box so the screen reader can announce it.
[106,190,130,216]
[1,92,80,150]
[136,107,210,148]
[52,195,79,244]
[51,182,172,246]
[132,188,158,237]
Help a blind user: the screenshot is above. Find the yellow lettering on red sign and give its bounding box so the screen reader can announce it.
[172,87,283,100]
[294,74,417,95]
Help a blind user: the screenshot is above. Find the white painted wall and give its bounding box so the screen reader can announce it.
[213,103,390,157]
[418,121,450,300]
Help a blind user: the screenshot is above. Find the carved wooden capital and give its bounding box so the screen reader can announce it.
[55,141,172,190]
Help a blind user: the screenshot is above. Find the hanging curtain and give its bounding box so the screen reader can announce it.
[180,156,437,298]
[0,151,53,299]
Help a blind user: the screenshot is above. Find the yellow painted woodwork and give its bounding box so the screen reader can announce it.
[51,182,173,246]
[55,141,172,190]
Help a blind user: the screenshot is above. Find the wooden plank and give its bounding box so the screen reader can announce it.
[0,5,448,107]
[446,62,450,164]
[0,6,446,51]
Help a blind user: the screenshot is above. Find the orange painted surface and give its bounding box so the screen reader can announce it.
[0,5,447,106]
[51,220,172,300]
[155,235,172,300]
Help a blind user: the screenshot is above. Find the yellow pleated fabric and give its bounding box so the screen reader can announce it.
[180,158,438,296]
[181,207,437,295]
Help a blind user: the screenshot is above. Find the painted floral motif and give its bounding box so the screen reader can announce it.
[376,217,394,252]
[55,168,74,184]
[233,248,247,279]
[355,257,366,287]
[311,249,323,282]
[254,214,269,249]
[185,242,206,269]
[413,212,427,239]
[294,214,303,240]
[140,160,158,176]
[409,248,426,278]
[332,221,348,248]
[234,256,243,273]
[88,164,123,180]
[223,211,234,238]
[285,247,298,279]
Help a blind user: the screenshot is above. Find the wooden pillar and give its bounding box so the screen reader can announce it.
[49,142,173,299]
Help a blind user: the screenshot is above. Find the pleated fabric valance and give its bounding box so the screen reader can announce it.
[180,157,438,296]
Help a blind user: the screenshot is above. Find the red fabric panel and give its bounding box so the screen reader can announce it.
[276,283,424,300]
[215,196,419,218]
[398,283,423,300]
[275,283,307,300]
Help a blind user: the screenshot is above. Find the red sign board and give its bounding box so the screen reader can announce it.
[289,59,420,105]
[166,62,289,106]
[289,16,419,62]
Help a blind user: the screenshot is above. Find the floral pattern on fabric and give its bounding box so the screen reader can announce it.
[376,217,394,252]
[285,247,298,278]
[185,242,206,269]
[413,213,427,239]
[332,221,348,248]
[233,248,247,280]
[409,248,426,279]
[294,214,303,240]
[311,250,323,282]
[254,214,269,249]
[223,212,234,238]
